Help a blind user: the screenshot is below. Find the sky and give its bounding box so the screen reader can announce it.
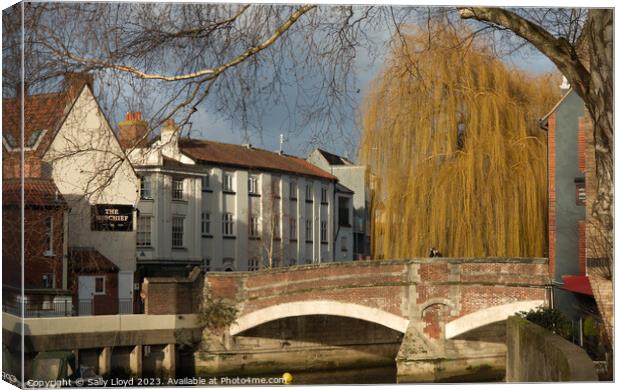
[186,5,558,162]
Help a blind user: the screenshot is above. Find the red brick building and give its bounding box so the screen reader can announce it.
[2,154,70,312]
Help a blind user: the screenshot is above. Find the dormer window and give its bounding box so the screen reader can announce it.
[2,133,18,150]
[26,130,44,148]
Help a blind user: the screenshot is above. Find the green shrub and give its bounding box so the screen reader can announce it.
[517,306,573,340]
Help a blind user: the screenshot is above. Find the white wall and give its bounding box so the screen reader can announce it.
[45,87,140,273]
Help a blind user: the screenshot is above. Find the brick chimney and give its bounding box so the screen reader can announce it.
[64,72,94,99]
[118,112,149,149]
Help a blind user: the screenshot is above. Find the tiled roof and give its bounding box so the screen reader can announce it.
[179,138,337,180]
[69,247,119,274]
[2,91,72,156]
[2,178,67,207]
[316,148,352,166]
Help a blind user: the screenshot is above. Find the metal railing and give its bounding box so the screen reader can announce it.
[3,300,73,317]
[3,298,135,317]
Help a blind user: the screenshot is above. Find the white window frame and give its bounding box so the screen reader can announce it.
[223,173,234,192]
[249,215,260,237]
[44,216,54,256]
[172,216,185,248]
[172,178,184,201]
[321,186,328,203]
[137,215,152,247]
[203,258,211,272]
[201,212,211,235]
[248,257,259,271]
[140,176,152,200]
[320,221,327,242]
[249,175,260,195]
[223,213,235,236]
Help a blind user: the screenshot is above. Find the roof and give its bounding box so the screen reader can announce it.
[2,91,74,156]
[336,182,354,194]
[69,247,119,274]
[316,148,353,166]
[179,138,337,180]
[2,178,67,207]
[539,88,574,129]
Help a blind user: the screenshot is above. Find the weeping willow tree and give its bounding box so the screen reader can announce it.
[359,25,559,259]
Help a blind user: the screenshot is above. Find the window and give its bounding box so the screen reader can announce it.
[249,175,259,195]
[289,180,297,199]
[305,183,313,202]
[320,221,327,242]
[223,258,235,272]
[94,276,105,294]
[290,218,297,239]
[223,213,235,236]
[273,218,281,239]
[272,177,281,197]
[202,174,210,191]
[172,216,184,247]
[250,216,260,237]
[203,258,211,272]
[248,258,259,271]
[44,216,53,256]
[288,258,297,267]
[137,216,152,246]
[223,173,234,192]
[172,178,184,200]
[42,274,53,289]
[321,187,328,203]
[201,212,211,235]
[341,236,348,251]
[576,182,586,206]
[306,219,313,241]
[338,197,351,226]
[140,176,152,199]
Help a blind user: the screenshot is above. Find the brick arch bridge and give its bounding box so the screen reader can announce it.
[204,258,550,382]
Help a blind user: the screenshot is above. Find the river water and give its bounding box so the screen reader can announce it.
[210,364,505,385]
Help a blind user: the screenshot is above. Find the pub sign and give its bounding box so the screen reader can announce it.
[91,204,133,231]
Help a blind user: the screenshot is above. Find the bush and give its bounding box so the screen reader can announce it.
[517,306,573,340]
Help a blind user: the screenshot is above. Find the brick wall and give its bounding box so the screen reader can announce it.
[2,207,65,290]
[143,269,203,314]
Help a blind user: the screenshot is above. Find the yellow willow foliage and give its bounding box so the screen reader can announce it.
[359,26,560,259]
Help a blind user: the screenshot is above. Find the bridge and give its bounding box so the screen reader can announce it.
[200,258,550,382]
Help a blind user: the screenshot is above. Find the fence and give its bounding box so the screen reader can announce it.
[2,298,136,317]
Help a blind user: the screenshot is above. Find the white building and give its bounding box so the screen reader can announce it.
[125,119,349,275]
[307,148,371,259]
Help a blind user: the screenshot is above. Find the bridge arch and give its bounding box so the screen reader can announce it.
[229,300,410,336]
[444,300,544,339]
